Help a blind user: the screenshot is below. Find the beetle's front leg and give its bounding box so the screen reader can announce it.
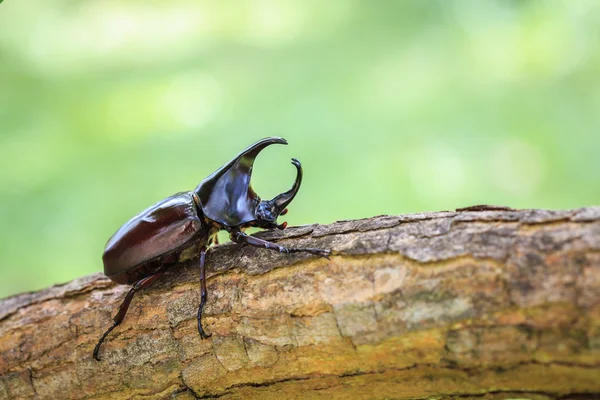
[230,231,331,258]
[197,247,212,339]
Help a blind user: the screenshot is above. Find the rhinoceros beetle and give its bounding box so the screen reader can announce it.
[93,137,330,361]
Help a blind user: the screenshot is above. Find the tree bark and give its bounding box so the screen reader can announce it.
[1,207,599,400]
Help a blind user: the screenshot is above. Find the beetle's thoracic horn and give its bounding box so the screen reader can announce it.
[197,137,288,201]
[194,137,288,226]
[272,158,303,213]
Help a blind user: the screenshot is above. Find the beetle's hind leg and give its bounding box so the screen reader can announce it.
[93,269,166,361]
[197,247,212,339]
[230,231,331,258]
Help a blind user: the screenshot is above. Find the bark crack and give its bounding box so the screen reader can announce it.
[27,367,37,398]
[196,360,600,399]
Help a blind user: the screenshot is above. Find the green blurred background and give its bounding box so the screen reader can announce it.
[1,1,599,298]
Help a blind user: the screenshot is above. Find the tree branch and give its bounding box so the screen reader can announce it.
[1,207,599,399]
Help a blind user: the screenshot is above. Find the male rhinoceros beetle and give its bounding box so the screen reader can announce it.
[93,137,330,361]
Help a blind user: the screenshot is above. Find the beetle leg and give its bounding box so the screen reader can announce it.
[230,231,331,258]
[93,270,166,361]
[197,247,212,339]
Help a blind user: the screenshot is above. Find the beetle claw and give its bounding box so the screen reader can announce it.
[198,324,212,339]
[311,248,331,259]
[279,208,288,216]
[199,331,212,340]
[277,221,288,230]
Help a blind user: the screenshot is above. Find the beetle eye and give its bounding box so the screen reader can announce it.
[255,201,278,226]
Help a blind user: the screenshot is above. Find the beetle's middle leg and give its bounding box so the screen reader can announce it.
[230,231,331,258]
[197,246,212,339]
[93,269,166,361]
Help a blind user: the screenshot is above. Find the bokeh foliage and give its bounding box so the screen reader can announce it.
[1,0,599,298]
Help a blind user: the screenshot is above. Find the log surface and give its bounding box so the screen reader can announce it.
[1,207,600,400]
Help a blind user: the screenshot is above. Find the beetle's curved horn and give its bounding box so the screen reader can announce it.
[198,137,287,197]
[194,137,287,226]
[272,158,303,213]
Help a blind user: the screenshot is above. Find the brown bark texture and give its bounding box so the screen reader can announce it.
[1,207,600,400]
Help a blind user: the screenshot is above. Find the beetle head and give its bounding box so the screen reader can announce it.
[254,158,302,229]
[194,137,302,229]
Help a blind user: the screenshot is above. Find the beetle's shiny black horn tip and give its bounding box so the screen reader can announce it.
[291,158,301,167]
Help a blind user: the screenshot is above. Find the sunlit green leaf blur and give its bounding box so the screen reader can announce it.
[1,1,599,298]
